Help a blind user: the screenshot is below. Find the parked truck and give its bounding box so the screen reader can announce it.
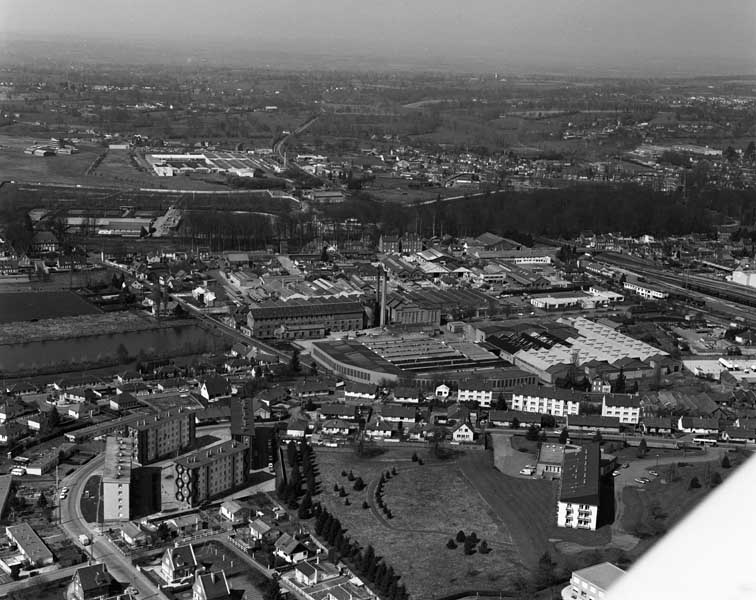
[78,534,91,546]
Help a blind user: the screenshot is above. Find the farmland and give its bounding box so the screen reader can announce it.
[0,291,101,324]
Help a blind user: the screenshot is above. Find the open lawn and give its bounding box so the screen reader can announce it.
[80,475,102,524]
[621,453,748,543]
[314,445,607,599]
[0,291,101,324]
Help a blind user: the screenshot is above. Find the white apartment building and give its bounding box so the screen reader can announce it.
[557,445,600,531]
[457,387,495,408]
[561,562,625,600]
[511,386,580,417]
[600,394,642,425]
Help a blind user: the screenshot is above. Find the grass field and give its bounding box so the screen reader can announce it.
[0,291,101,324]
[313,445,606,599]
[0,311,158,344]
[81,475,102,524]
[621,452,749,543]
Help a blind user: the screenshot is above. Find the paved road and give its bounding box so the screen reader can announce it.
[58,456,170,600]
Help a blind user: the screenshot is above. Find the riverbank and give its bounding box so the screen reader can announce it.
[0,312,194,344]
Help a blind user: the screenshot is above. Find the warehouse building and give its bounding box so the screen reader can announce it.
[247,298,364,339]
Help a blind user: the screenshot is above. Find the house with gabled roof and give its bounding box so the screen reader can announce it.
[249,518,274,541]
[380,404,416,426]
[451,421,475,443]
[274,533,308,563]
[677,416,719,435]
[71,563,115,600]
[161,543,198,584]
[193,570,231,600]
[391,386,421,404]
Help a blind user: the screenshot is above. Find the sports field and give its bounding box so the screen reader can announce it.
[0,291,101,323]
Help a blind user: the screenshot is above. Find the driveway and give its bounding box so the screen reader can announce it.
[488,430,537,477]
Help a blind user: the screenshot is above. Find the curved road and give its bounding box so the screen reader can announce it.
[58,456,169,600]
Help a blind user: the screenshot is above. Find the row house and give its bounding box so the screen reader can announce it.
[600,394,642,424]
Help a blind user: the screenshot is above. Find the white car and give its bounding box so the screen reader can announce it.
[59,492,68,499]
[519,467,536,476]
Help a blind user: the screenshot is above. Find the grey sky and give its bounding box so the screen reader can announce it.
[1,0,754,74]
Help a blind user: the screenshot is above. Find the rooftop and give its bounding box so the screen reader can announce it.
[174,439,250,469]
[103,436,134,483]
[6,522,53,564]
[559,444,600,504]
[572,561,625,591]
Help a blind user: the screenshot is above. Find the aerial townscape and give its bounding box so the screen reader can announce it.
[0,3,754,600]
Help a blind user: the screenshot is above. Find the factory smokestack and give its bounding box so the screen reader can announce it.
[379,265,387,328]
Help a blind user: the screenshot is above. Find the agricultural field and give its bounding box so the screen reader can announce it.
[0,291,101,324]
[313,445,600,599]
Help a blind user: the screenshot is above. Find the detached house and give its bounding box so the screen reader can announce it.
[193,571,231,600]
[200,376,232,402]
[71,563,115,600]
[161,544,198,584]
[391,386,421,404]
[274,533,308,564]
[451,421,475,443]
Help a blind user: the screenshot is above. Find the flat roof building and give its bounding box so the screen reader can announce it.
[127,407,196,465]
[102,436,134,522]
[557,444,601,531]
[6,523,54,567]
[174,440,251,508]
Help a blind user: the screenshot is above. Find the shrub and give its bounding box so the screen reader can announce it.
[391,466,398,475]
[333,483,340,492]
[411,452,418,462]
[467,532,479,544]
[362,501,369,509]
[711,472,723,487]
[353,477,365,491]
[418,458,424,465]
[721,455,731,469]
[689,476,701,489]
[479,540,490,554]
[446,539,457,549]
[341,470,347,477]
[347,470,355,481]
[456,530,466,543]
[345,498,350,506]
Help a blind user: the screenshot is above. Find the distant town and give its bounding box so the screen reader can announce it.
[0,49,754,600]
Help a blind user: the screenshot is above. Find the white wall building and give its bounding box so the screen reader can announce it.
[601,395,641,424]
[561,562,625,600]
[457,387,495,408]
[511,387,580,417]
[623,281,669,300]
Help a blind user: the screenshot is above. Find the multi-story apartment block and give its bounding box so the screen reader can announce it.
[457,386,495,408]
[510,385,581,417]
[247,299,364,339]
[102,436,133,522]
[561,562,625,600]
[128,407,196,465]
[601,394,642,424]
[173,440,251,508]
[557,444,600,531]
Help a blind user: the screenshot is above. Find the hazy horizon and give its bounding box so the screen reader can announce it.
[1,0,755,76]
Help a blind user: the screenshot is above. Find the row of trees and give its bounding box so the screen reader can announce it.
[313,505,409,600]
[277,440,320,514]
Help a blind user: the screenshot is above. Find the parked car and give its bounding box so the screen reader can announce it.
[519,467,535,476]
[648,470,659,477]
[621,463,630,469]
[634,478,647,484]
[612,470,621,477]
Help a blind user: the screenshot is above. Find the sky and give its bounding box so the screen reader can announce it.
[1,0,755,74]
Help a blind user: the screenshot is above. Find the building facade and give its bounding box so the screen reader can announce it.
[128,408,196,465]
[173,440,251,508]
[601,395,641,424]
[511,387,581,417]
[247,299,364,339]
[556,445,600,531]
[102,436,133,522]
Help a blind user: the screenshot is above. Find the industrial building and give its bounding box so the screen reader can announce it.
[173,440,251,508]
[246,298,364,339]
[102,436,134,522]
[127,407,196,465]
